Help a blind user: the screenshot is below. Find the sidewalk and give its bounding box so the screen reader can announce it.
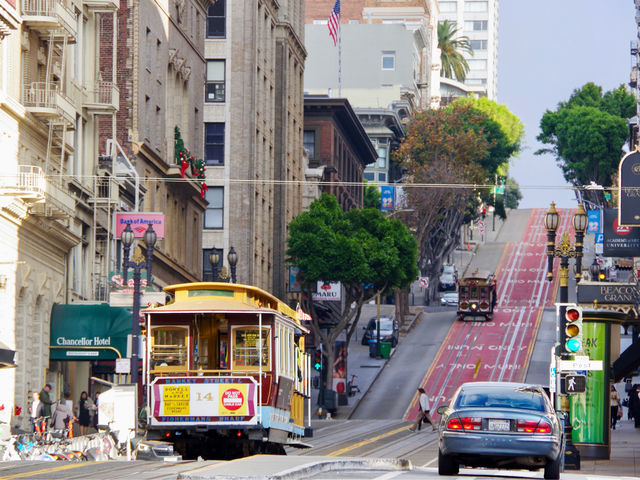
[580,418,640,476]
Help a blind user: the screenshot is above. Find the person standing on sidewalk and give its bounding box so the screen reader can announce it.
[409,388,436,432]
[611,385,622,430]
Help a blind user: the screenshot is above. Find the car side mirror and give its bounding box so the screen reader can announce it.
[436,405,448,415]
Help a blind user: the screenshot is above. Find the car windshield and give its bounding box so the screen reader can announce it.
[376,318,393,330]
[443,265,455,274]
[455,386,545,412]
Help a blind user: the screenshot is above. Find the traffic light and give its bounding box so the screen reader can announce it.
[560,374,586,394]
[564,305,583,353]
[313,349,322,371]
[481,207,486,219]
[598,270,607,281]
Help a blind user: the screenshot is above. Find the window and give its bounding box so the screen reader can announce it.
[151,326,189,371]
[377,146,387,168]
[466,78,487,85]
[206,0,225,38]
[364,172,375,181]
[232,326,270,370]
[206,60,225,102]
[205,123,224,165]
[381,51,395,70]
[313,19,328,25]
[464,1,488,12]
[470,39,487,50]
[465,20,488,31]
[467,59,487,70]
[438,1,457,12]
[349,19,359,24]
[378,172,387,182]
[303,130,315,158]
[204,187,223,229]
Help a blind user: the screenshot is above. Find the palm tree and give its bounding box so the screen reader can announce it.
[438,20,473,82]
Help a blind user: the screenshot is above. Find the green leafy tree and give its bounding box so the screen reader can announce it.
[504,177,523,209]
[438,20,473,82]
[287,194,418,390]
[537,83,634,206]
[363,182,381,209]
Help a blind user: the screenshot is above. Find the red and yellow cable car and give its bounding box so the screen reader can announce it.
[457,270,497,321]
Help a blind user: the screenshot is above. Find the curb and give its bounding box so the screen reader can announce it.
[178,457,413,480]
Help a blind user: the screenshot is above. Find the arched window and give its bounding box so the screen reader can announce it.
[206,0,226,38]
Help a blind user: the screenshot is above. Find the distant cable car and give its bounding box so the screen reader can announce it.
[457,270,497,321]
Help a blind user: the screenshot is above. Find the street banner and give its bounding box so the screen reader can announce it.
[380,186,394,211]
[602,208,640,257]
[570,322,606,444]
[586,209,601,234]
[618,150,640,225]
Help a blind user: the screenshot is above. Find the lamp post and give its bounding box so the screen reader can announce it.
[121,223,157,385]
[589,258,600,281]
[208,246,238,283]
[543,201,587,470]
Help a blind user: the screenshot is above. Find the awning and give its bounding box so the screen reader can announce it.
[613,342,640,381]
[0,341,16,368]
[50,304,132,361]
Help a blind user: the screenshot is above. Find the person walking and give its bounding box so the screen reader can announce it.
[610,385,622,430]
[74,391,94,436]
[39,384,53,418]
[409,387,436,432]
[51,395,74,433]
[628,384,640,428]
[29,392,44,433]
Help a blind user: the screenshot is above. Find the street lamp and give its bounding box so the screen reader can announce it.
[122,223,157,386]
[543,201,587,470]
[589,258,600,281]
[208,246,238,283]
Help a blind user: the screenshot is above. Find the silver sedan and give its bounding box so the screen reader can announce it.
[437,382,564,479]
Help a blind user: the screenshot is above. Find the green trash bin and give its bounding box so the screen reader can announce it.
[379,341,392,359]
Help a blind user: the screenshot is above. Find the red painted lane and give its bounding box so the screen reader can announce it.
[407,208,576,419]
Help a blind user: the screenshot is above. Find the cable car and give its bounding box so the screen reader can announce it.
[457,270,497,321]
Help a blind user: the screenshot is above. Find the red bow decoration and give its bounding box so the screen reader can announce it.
[200,183,208,199]
[15,405,21,416]
[180,158,189,178]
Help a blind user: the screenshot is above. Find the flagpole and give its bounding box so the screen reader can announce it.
[338,14,342,97]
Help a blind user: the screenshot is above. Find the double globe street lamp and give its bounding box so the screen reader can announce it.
[121,223,157,385]
[208,246,238,283]
[543,201,587,470]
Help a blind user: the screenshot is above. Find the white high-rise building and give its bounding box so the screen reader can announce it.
[437,0,499,99]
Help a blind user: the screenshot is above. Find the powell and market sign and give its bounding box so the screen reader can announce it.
[577,283,639,304]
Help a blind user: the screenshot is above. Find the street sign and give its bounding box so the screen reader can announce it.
[478,221,485,234]
[560,374,586,394]
[418,277,429,288]
[557,358,603,371]
[549,366,557,393]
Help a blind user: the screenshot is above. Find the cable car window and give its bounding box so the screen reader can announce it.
[232,326,270,370]
[151,326,189,371]
[480,287,488,299]
[470,286,478,298]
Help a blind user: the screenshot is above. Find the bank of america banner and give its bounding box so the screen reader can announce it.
[603,208,640,257]
[618,150,640,226]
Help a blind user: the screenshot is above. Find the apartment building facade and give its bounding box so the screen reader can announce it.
[0,0,208,434]
[202,0,307,301]
[436,0,499,99]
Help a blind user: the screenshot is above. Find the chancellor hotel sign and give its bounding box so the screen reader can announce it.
[577,283,639,304]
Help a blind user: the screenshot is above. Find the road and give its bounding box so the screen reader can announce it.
[1,209,633,479]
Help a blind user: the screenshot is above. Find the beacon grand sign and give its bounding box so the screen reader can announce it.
[577,283,639,304]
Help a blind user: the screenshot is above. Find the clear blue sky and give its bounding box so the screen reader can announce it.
[499,1,636,209]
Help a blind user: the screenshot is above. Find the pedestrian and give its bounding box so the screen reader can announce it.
[409,387,436,432]
[74,391,94,436]
[610,385,622,430]
[28,391,44,433]
[91,392,100,429]
[39,383,53,418]
[628,384,640,428]
[51,395,73,432]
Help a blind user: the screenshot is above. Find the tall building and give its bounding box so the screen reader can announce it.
[202,0,307,300]
[0,0,207,434]
[437,0,499,99]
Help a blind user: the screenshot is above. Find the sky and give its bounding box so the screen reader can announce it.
[499,1,637,209]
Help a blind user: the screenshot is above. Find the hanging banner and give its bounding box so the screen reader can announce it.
[570,322,606,444]
[602,208,640,257]
[115,212,166,238]
[380,186,394,211]
[618,150,640,226]
[586,210,601,234]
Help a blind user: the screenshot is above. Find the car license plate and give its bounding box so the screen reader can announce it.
[488,419,510,431]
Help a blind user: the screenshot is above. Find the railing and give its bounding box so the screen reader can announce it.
[21,0,76,38]
[23,81,58,108]
[0,165,46,198]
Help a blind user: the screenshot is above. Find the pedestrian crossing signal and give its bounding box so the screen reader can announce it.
[564,305,583,353]
[560,374,586,394]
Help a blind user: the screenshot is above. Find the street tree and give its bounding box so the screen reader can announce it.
[363,182,381,209]
[286,193,418,392]
[537,83,634,206]
[395,103,491,299]
[438,20,473,82]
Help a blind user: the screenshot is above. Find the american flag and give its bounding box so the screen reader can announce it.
[328,0,340,46]
[296,303,312,321]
